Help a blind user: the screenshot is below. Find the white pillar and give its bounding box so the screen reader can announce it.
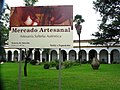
[76,53,79,60]
[18,53,20,61]
[97,53,99,60]
[108,53,111,64]
[40,53,42,62]
[12,52,14,61]
[67,54,69,60]
[49,54,50,62]
[32,51,35,60]
[58,54,59,60]
[86,54,89,61]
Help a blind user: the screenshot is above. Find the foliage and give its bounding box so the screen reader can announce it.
[50,60,57,67]
[63,60,73,69]
[0,4,10,62]
[23,0,38,6]
[47,60,60,70]
[0,4,10,46]
[45,60,74,70]
[30,60,37,65]
[73,14,85,24]
[55,63,60,70]
[44,62,50,69]
[0,46,5,59]
[91,0,120,47]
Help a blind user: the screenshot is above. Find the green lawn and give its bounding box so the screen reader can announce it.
[1,62,120,90]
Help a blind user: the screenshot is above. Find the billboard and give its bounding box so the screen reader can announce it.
[9,5,73,48]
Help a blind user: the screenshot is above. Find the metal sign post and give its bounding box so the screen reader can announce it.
[59,48,61,90]
[18,49,22,90]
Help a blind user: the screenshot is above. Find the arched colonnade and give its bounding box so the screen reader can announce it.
[4,47,120,64]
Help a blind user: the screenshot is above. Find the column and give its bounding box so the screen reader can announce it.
[49,54,51,62]
[40,53,42,62]
[97,53,99,60]
[12,52,14,61]
[108,53,111,64]
[76,53,79,60]
[86,54,89,61]
[18,53,20,61]
[58,54,59,60]
[67,54,69,60]
[32,51,34,60]
[18,49,21,62]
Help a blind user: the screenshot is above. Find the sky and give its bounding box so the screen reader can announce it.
[5,0,101,40]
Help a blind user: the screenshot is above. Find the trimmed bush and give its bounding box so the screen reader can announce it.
[50,61,56,67]
[30,60,37,65]
[56,64,59,70]
[44,62,50,69]
[82,59,88,64]
[73,62,80,66]
[63,61,73,69]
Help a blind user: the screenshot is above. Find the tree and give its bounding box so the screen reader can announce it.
[73,14,85,24]
[73,14,85,36]
[23,0,38,76]
[24,0,38,6]
[73,14,85,65]
[24,48,33,76]
[91,0,120,48]
[0,3,10,62]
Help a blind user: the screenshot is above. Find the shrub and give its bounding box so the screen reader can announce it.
[82,59,87,64]
[56,64,59,70]
[44,62,50,69]
[50,61,57,67]
[27,58,31,63]
[63,61,73,69]
[10,61,16,63]
[75,60,80,63]
[73,62,80,66]
[30,60,37,65]
[55,59,59,64]
[112,60,119,64]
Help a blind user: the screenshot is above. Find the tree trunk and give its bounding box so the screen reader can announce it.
[24,58,27,76]
[24,49,33,77]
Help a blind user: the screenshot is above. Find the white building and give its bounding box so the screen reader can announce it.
[3,40,120,64]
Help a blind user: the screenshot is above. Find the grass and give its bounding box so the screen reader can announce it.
[1,62,120,90]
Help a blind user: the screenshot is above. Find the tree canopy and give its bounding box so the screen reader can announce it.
[73,14,85,24]
[0,4,10,47]
[91,0,120,47]
[24,0,38,6]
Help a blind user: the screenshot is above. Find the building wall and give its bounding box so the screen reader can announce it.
[3,40,120,64]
